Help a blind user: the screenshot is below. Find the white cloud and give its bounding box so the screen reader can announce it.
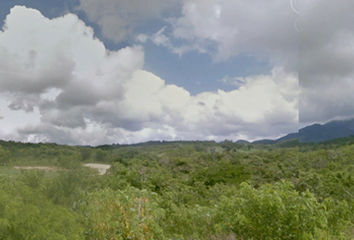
[0,6,298,145]
[0,95,40,140]
[218,76,246,87]
[136,27,201,57]
[115,68,298,142]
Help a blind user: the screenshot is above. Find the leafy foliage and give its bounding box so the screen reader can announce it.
[0,139,353,239]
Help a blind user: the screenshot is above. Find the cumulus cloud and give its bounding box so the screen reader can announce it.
[0,6,298,145]
[299,0,354,124]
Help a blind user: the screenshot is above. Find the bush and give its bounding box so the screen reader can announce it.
[80,187,165,240]
[215,181,352,240]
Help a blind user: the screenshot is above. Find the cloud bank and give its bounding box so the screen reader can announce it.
[0,6,298,145]
[299,0,354,124]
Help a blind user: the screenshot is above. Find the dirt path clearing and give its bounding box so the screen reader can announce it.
[13,166,57,171]
[83,163,111,175]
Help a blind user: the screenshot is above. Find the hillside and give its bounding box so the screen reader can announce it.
[252,119,354,144]
[0,138,353,238]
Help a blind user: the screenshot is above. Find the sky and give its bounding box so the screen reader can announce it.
[0,0,351,145]
[299,0,354,125]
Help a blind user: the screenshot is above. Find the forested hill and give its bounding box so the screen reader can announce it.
[297,119,354,142]
[0,138,353,239]
[252,118,354,144]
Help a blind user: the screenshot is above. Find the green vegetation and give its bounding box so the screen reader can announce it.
[0,139,353,239]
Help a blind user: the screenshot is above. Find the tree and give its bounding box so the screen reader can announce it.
[0,146,11,166]
[95,149,107,162]
[81,187,165,239]
[80,148,91,162]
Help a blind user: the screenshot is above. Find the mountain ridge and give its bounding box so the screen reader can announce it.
[252,119,354,144]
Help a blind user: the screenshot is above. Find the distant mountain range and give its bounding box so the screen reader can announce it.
[253,119,354,144]
[91,119,354,148]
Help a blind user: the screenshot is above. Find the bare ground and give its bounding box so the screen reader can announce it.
[83,163,111,175]
[13,164,111,175]
[13,166,58,171]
